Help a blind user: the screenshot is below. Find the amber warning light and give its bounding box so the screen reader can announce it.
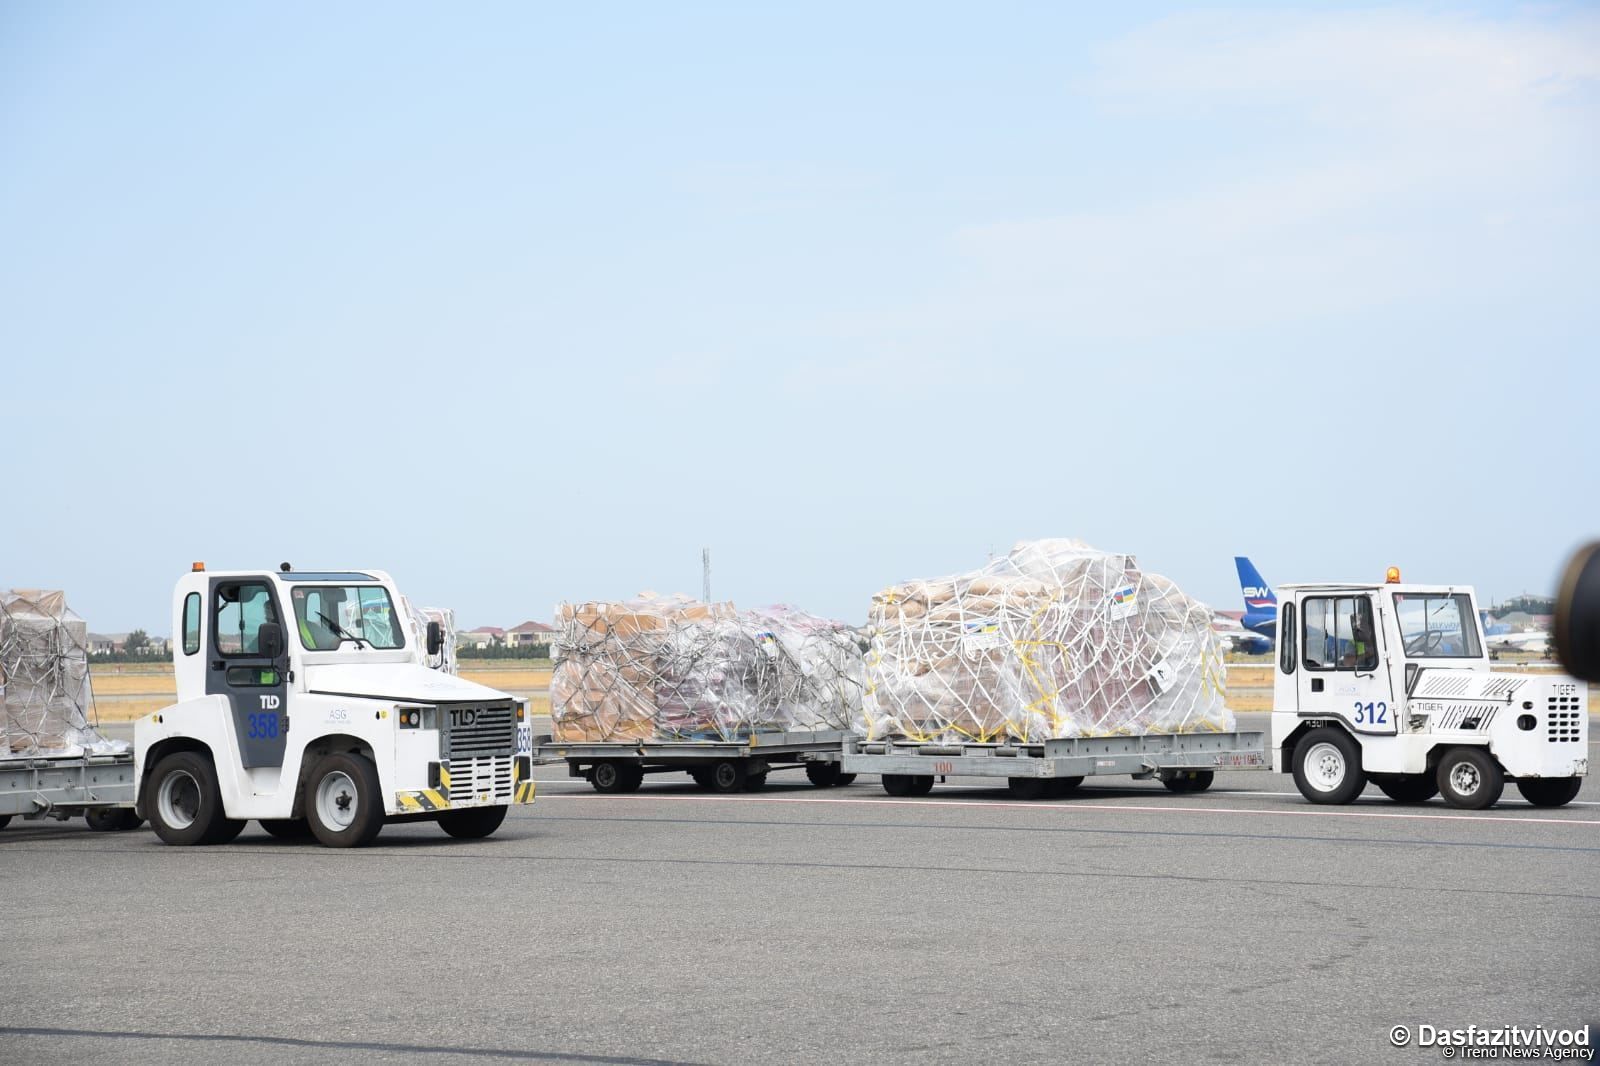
[1386,566,1401,584]
[192,561,206,572]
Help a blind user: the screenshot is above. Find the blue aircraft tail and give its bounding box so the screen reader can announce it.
[1235,556,1277,611]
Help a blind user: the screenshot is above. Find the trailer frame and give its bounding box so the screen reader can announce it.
[0,751,140,829]
[533,729,853,793]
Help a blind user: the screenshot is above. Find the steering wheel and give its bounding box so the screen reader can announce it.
[1404,630,1443,656]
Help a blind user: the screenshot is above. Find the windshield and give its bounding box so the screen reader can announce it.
[1393,592,1481,659]
[290,585,406,650]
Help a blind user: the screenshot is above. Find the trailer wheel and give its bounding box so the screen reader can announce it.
[1163,771,1215,794]
[1373,774,1438,804]
[1514,777,1581,808]
[688,768,714,789]
[0,815,9,831]
[259,818,312,840]
[1436,747,1504,810]
[835,773,857,786]
[743,772,768,792]
[1007,778,1049,800]
[592,760,643,794]
[85,808,144,832]
[882,774,933,797]
[1291,728,1366,805]
[805,762,842,788]
[146,751,242,846]
[1048,776,1084,798]
[708,760,747,793]
[306,752,385,848]
[439,805,509,839]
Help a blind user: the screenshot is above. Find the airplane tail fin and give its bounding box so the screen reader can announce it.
[1235,556,1277,609]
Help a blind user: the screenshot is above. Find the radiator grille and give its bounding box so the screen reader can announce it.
[448,755,515,805]
[442,704,517,759]
[1546,693,1583,744]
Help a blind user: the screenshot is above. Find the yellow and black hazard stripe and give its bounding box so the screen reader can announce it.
[513,755,536,805]
[396,786,450,812]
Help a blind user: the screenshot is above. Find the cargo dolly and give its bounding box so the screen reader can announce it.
[533,728,854,793]
[837,729,1268,798]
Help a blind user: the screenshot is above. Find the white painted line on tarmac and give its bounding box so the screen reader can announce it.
[531,791,1600,826]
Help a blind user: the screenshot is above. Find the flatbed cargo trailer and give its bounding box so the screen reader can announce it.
[839,730,1268,798]
[0,751,142,831]
[533,729,854,793]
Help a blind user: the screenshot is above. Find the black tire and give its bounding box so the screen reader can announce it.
[0,815,10,830]
[305,752,385,848]
[439,805,509,839]
[835,773,857,787]
[1374,774,1438,804]
[1047,776,1084,798]
[1008,778,1049,800]
[1291,728,1366,805]
[707,760,746,793]
[743,772,768,792]
[592,760,643,794]
[882,774,916,796]
[1436,747,1504,810]
[1515,777,1582,808]
[145,751,241,846]
[85,807,145,832]
[1163,770,1215,794]
[259,818,312,840]
[805,762,842,788]
[689,768,714,789]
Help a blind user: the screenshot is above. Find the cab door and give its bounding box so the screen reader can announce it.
[1296,593,1396,735]
[207,578,290,768]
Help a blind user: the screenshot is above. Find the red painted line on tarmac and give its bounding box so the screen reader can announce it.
[534,792,1600,827]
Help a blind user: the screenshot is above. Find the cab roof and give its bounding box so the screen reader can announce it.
[1280,583,1474,595]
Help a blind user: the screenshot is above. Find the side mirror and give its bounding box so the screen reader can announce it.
[426,621,444,657]
[259,621,285,659]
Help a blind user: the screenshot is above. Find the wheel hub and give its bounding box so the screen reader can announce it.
[158,770,201,830]
[1306,743,1346,792]
[316,771,358,830]
[1450,763,1480,795]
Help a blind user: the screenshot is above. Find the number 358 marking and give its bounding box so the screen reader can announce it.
[1353,701,1388,725]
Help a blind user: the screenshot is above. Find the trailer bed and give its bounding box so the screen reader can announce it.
[841,730,1267,798]
[533,729,851,793]
[0,751,140,827]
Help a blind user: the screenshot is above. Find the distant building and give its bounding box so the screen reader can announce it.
[87,632,170,656]
[459,626,506,650]
[505,621,555,649]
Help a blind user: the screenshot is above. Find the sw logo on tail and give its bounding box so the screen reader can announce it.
[1235,557,1278,641]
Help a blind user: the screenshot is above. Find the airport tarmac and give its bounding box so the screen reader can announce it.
[1,713,1595,1065]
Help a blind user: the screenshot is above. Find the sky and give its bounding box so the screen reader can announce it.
[2,1,1596,635]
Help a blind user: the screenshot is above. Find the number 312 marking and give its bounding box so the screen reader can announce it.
[1353,701,1388,725]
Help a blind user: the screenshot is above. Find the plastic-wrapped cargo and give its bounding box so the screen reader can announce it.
[400,596,457,675]
[551,594,865,742]
[860,539,1230,742]
[1,589,126,757]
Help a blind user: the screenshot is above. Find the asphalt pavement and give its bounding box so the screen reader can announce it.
[1,713,1596,1065]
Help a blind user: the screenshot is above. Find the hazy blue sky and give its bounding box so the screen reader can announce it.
[2,2,1596,634]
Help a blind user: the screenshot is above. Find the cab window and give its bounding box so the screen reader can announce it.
[1393,592,1481,658]
[214,583,279,657]
[1302,595,1379,672]
[182,593,202,655]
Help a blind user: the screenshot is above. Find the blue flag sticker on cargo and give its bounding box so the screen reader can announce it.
[961,618,1005,654]
[1109,586,1138,620]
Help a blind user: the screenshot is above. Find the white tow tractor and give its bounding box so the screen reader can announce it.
[134,564,536,847]
[1272,569,1588,809]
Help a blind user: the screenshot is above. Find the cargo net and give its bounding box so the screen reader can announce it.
[551,595,865,742]
[401,597,457,675]
[1,590,126,757]
[860,539,1230,742]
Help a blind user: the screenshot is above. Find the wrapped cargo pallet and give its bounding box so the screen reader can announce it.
[860,539,1229,742]
[1,589,126,757]
[400,597,458,675]
[551,594,865,742]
